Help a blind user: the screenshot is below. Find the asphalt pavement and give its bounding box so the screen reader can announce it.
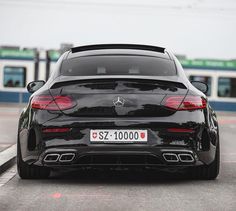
[0,106,236,211]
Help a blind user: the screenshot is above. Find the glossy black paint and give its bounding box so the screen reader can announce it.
[17,45,219,170]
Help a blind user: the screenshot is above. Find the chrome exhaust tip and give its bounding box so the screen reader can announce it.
[44,154,60,162]
[163,153,179,163]
[178,154,195,163]
[59,153,75,162]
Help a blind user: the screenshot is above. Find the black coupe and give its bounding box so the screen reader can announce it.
[17,44,220,179]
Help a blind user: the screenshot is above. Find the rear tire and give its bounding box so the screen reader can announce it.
[17,142,50,179]
[191,142,220,180]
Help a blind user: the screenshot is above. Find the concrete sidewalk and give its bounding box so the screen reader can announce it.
[0,104,21,174]
[0,144,16,175]
[0,103,23,152]
[0,145,12,153]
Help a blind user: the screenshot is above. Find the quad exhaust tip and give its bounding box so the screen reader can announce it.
[59,153,76,162]
[44,152,194,164]
[163,153,179,162]
[178,154,194,163]
[44,153,76,163]
[43,154,60,162]
[163,152,195,163]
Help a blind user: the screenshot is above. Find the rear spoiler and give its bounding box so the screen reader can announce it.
[50,76,187,90]
[71,44,165,54]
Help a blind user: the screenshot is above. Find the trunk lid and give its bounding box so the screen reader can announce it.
[50,79,188,117]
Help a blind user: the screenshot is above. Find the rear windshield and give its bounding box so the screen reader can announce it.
[61,56,176,76]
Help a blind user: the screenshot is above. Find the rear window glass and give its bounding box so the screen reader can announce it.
[61,56,176,76]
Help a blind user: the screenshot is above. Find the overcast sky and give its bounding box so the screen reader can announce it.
[0,0,236,59]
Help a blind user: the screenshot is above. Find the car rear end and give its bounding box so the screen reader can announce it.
[28,49,212,170]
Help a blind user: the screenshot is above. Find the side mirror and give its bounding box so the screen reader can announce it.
[191,81,208,94]
[27,80,45,93]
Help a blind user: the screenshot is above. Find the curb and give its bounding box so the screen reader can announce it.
[0,144,16,175]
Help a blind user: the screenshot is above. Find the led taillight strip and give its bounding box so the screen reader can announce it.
[163,95,207,110]
[31,95,75,111]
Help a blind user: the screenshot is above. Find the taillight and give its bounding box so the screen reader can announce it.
[179,96,206,110]
[53,96,75,110]
[31,95,75,111]
[163,95,206,110]
[163,96,185,110]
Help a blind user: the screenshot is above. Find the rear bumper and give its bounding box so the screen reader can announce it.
[19,110,218,168]
[31,144,216,168]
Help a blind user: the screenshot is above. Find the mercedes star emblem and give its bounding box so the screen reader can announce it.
[113,96,125,107]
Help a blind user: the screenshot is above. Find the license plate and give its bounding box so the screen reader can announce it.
[90,129,148,143]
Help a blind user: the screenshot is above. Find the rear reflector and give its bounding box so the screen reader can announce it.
[167,128,194,133]
[31,95,75,111]
[42,128,71,133]
[163,95,206,110]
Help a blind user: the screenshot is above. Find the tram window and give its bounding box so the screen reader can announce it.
[3,66,26,88]
[218,77,236,98]
[189,75,212,96]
